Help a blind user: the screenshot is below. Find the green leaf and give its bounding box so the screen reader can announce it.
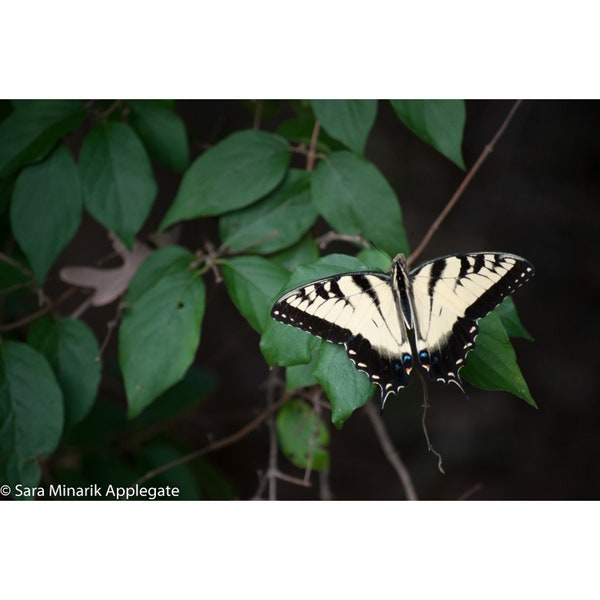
[310,100,378,156]
[390,100,466,169]
[494,296,534,341]
[355,247,392,271]
[219,169,317,254]
[129,100,189,172]
[314,343,374,428]
[269,236,320,271]
[125,245,195,304]
[311,151,409,257]
[11,143,82,282]
[79,121,157,248]
[285,349,319,390]
[276,400,330,471]
[461,312,536,407]
[0,340,64,491]
[0,100,85,177]
[119,268,206,417]
[27,316,101,426]
[221,255,290,334]
[160,129,290,229]
[260,319,320,367]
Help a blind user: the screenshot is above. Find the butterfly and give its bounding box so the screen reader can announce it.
[271,252,534,408]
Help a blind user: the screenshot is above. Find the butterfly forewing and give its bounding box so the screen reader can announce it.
[271,272,412,401]
[408,252,534,385]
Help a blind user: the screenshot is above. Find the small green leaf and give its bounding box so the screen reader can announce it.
[219,169,317,254]
[0,100,85,177]
[494,297,534,341]
[79,121,157,248]
[355,247,392,271]
[311,100,378,155]
[391,100,466,169]
[125,245,195,304]
[276,400,330,471]
[0,340,64,491]
[314,343,374,428]
[160,129,290,229]
[260,319,320,367]
[27,316,101,426]
[11,143,82,282]
[285,349,319,390]
[311,151,409,257]
[129,100,189,172]
[461,312,536,407]
[269,236,320,271]
[119,268,206,417]
[221,255,290,333]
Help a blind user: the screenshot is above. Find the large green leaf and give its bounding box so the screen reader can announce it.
[79,121,157,248]
[125,245,195,304]
[269,236,320,271]
[276,399,330,471]
[219,169,317,254]
[27,316,101,426]
[119,268,206,417]
[11,143,82,282]
[0,100,85,177]
[390,100,466,169]
[311,151,409,257]
[221,255,290,334]
[461,312,536,407]
[160,129,290,229]
[310,100,378,156]
[129,100,189,172]
[314,343,374,429]
[0,340,64,492]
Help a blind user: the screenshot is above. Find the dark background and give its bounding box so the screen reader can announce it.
[65,100,600,500]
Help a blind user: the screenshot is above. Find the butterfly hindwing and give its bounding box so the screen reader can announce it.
[271,272,412,401]
[408,252,535,386]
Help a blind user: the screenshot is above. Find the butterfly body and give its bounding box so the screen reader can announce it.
[271,252,534,407]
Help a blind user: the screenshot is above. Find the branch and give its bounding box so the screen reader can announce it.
[408,100,523,267]
[306,120,321,172]
[364,400,418,500]
[134,394,288,486]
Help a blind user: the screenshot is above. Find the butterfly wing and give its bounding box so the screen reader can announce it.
[409,252,534,387]
[271,272,413,403]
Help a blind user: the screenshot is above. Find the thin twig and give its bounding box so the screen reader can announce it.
[267,371,279,500]
[253,100,263,130]
[0,286,78,332]
[364,400,418,500]
[306,120,321,172]
[408,100,523,267]
[134,395,288,486]
[315,231,371,250]
[458,483,483,500]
